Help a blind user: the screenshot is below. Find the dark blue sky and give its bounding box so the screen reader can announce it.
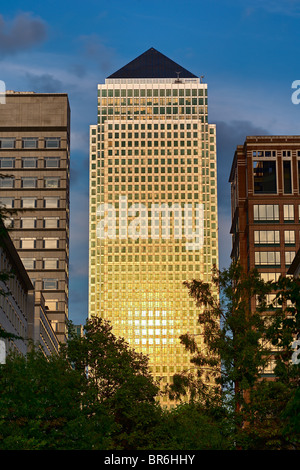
[0,0,299,324]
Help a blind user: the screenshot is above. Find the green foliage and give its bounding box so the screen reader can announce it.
[66,316,160,449]
[167,262,300,449]
[0,317,162,450]
[0,268,299,450]
[152,403,231,450]
[0,348,110,450]
[240,380,300,450]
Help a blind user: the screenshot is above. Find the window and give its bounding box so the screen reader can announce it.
[255,251,281,266]
[0,138,15,148]
[285,251,295,266]
[22,157,38,168]
[252,150,276,158]
[44,197,60,208]
[43,217,59,228]
[43,279,58,290]
[283,204,294,221]
[283,161,292,194]
[284,230,295,245]
[21,197,37,208]
[21,177,37,188]
[21,258,36,269]
[0,197,14,208]
[254,230,280,245]
[44,157,60,168]
[43,258,59,269]
[45,137,60,148]
[22,137,38,148]
[260,272,280,282]
[20,238,36,249]
[253,161,277,194]
[0,157,15,168]
[43,238,59,249]
[51,320,59,332]
[44,177,60,188]
[253,204,279,221]
[45,300,59,311]
[21,218,37,229]
[0,177,14,188]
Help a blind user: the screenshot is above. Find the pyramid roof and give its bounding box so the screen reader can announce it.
[108,47,197,79]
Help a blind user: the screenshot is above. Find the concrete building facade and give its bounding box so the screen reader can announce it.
[0,91,70,344]
[0,224,34,357]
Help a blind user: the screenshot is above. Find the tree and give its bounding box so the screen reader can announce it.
[168,262,300,449]
[0,348,111,450]
[0,316,161,450]
[66,316,160,449]
[150,402,231,450]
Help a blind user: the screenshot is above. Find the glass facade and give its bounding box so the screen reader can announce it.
[89,68,218,404]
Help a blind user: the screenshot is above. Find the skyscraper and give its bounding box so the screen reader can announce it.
[0,91,70,344]
[89,48,218,401]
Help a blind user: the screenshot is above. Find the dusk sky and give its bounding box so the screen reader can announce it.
[0,0,299,324]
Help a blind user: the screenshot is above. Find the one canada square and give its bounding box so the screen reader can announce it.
[89,48,218,404]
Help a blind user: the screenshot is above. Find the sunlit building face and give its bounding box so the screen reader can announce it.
[89,49,218,404]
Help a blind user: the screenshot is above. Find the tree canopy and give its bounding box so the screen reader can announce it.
[168,262,300,449]
[0,263,299,450]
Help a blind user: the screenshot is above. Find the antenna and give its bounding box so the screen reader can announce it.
[175,71,182,83]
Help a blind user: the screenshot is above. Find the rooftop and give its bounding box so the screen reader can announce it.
[108,47,197,79]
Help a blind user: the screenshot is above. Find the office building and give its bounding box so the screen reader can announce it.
[0,91,70,344]
[229,136,300,375]
[0,222,59,358]
[229,135,300,278]
[0,222,34,357]
[89,48,218,400]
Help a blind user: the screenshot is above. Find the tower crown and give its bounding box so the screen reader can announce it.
[108,47,197,79]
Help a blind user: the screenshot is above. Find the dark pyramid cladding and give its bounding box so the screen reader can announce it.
[108,47,197,79]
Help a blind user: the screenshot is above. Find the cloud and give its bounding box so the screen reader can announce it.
[24,72,63,93]
[71,130,90,154]
[68,63,87,79]
[215,119,269,205]
[213,118,270,269]
[78,34,116,73]
[217,209,232,270]
[0,12,47,56]
[215,119,269,159]
[246,0,300,17]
